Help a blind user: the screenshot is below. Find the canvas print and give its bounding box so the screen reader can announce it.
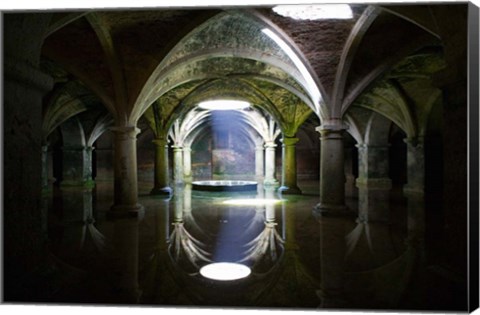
[2,1,478,313]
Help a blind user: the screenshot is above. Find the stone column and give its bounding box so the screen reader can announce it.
[60,145,95,188]
[110,218,141,303]
[255,144,265,180]
[183,146,193,183]
[284,203,299,251]
[173,145,184,186]
[403,137,425,195]
[265,187,276,222]
[316,216,348,308]
[59,187,95,247]
[344,146,356,198]
[109,126,143,217]
[150,138,172,196]
[355,144,392,222]
[183,184,192,213]
[264,141,279,186]
[173,186,184,223]
[84,146,94,186]
[157,199,170,251]
[402,137,426,253]
[280,136,302,195]
[3,14,54,300]
[314,123,349,216]
[41,144,49,191]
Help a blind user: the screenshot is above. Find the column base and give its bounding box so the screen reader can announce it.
[403,185,425,196]
[278,185,302,195]
[313,203,352,218]
[107,204,144,220]
[316,289,349,308]
[150,186,173,197]
[60,179,95,189]
[263,179,279,187]
[41,186,52,195]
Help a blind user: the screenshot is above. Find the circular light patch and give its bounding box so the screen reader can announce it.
[222,198,282,206]
[198,100,250,111]
[200,262,251,281]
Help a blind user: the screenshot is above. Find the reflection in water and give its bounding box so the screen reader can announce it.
[169,221,212,269]
[42,181,460,310]
[240,221,284,264]
[200,262,251,281]
[316,216,348,308]
[108,218,141,303]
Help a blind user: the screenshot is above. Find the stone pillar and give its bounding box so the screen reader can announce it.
[355,144,392,222]
[84,146,94,185]
[57,187,95,251]
[110,218,141,303]
[264,141,279,186]
[316,216,348,308]
[173,145,184,185]
[314,123,349,216]
[41,144,49,191]
[157,199,170,251]
[3,13,54,300]
[280,136,302,195]
[255,144,265,180]
[150,138,172,196]
[184,184,192,213]
[60,145,94,188]
[284,203,299,251]
[402,137,426,253]
[344,146,356,197]
[173,186,184,223]
[265,187,276,222]
[403,137,425,195]
[109,126,143,217]
[183,146,193,183]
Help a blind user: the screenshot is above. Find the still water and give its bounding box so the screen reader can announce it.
[43,181,466,311]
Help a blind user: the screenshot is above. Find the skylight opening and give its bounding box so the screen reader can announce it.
[272,4,353,20]
[198,100,250,111]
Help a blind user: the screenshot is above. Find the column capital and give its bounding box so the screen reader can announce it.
[403,136,424,147]
[152,138,168,147]
[316,121,348,140]
[110,126,141,139]
[281,137,299,146]
[264,141,277,148]
[62,145,89,151]
[316,119,348,132]
[183,146,192,152]
[355,144,391,152]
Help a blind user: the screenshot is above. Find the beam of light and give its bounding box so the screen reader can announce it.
[198,100,250,111]
[222,198,283,206]
[262,28,321,113]
[200,262,251,281]
[272,4,353,20]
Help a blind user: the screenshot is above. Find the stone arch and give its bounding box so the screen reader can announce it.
[131,10,325,123]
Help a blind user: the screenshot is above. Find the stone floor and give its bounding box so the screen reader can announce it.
[35,179,467,311]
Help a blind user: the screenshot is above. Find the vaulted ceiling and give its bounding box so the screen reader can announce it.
[40,4,467,139]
